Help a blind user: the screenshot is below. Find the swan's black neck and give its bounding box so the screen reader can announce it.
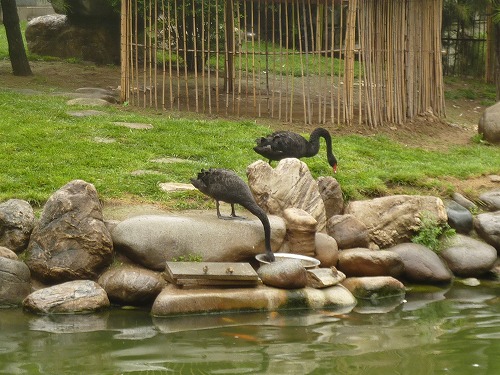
[243,201,274,261]
[308,128,337,168]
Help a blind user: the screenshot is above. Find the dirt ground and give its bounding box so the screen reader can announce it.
[1,59,498,197]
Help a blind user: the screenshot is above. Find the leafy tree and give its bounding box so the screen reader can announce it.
[0,0,32,76]
[443,0,500,99]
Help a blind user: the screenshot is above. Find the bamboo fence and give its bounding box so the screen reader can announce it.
[120,0,445,127]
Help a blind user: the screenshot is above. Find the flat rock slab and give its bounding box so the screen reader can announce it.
[67,109,107,117]
[158,182,197,192]
[151,157,196,164]
[151,284,356,316]
[112,122,153,130]
[67,97,111,106]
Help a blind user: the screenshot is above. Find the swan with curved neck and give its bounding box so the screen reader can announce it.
[254,127,338,173]
[191,168,275,262]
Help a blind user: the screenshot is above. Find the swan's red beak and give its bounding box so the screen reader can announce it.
[332,164,337,174]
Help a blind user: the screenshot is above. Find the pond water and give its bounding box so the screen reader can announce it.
[1,283,499,375]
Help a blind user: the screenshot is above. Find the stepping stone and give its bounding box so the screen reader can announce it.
[93,137,116,144]
[67,97,111,106]
[67,109,107,117]
[158,183,197,192]
[151,157,195,164]
[130,170,163,176]
[112,122,153,130]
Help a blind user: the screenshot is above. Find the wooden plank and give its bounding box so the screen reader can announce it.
[165,262,259,282]
[173,279,261,288]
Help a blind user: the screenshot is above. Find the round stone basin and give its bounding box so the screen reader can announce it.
[255,253,320,269]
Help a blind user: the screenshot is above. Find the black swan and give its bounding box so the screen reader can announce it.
[253,127,338,173]
[191,168,275,262]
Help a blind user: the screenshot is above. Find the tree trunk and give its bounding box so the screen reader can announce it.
[496,22,500,100]
[1,0,32,76]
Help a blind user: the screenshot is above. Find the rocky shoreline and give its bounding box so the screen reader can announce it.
[1,160,499,316]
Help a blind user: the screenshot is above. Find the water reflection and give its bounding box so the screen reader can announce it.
[0,284,498,375]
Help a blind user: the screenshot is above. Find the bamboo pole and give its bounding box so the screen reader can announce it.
[207,0,212,114]
[174,0,181,111]
[120,0,128,104]
[192,0,199,112]
[201,0,206,112]
[236,1,242,116]
[181,0,189,110]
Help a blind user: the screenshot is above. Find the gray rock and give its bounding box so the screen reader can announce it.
[474,211,500,252]
[326,214,370,249]
[257,259,308,289]
[337,248,404,278]
[0,199,35,253]
[23,280,110,314]
[282,208,317,257]
[247,159,327,232]
[479,190,500,211]
[67,97,111,106]
[98,265,166,305]
[0,257,31,307]
[26,14,120,65]
[112,213,286,271]
[306,267,346,288]
[446,200,473,233]
[388,243,453,284]
[342,276,406,300]
[451,192,478,211]
[440,234,497,277]
[314,232,339,267]
[478,101,500,144]
[25,180,113,283]
[151,283,356,316]
[317,176,344,218]
[0,246,18,260]
[345,195,447,248]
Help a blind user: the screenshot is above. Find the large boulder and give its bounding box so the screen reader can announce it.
[0,199,35,253]
[112,213,286,271]
[0,257,31,307]
[345,195,447,248]
[257,259,308,289]
[326,214,371,249]
[478,101,500,144]
[317,176,344,218]
[440,234,497,277]
[151,284,356,316]
[247,159,327,232]
[25,14,120,65]
[98,265,167,306]
[387,243,453,284]
[0,246,18,260]
[478,190,500,211]
[25,180,114,284]
[474,211,500,252]
[446,200,473,234]
[337,248,404,278]
[314,232,339,267]
[342,276,406,301]
[23,280,110,314]
[280,208,317,257]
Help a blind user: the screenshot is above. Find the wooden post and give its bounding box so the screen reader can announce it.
[120,0,129,103]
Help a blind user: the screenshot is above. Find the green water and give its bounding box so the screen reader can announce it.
[1,283,499,375]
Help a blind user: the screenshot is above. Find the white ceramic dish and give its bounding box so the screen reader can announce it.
[255,253,320,269]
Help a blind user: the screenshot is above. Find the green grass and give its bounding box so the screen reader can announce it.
[1,88,499,210]
[444,76,497,107]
